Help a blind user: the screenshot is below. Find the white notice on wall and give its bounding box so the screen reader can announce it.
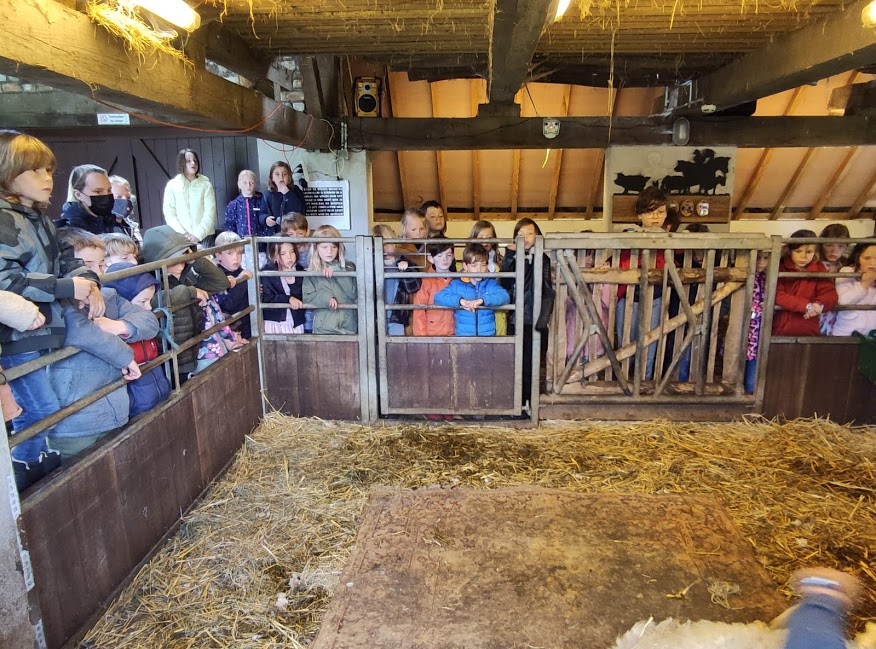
[303,180,351,231]
[97,113,131,126]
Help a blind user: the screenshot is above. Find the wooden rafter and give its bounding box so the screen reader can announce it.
[0,0,324,146]
[385,71,410,209]
[547,85,573,220]
[430,82,447,210]
[733,86,805,219]
[807,147,861,220]
[586,87,621,217]
[470,79,483,221]
[845,167,876,219]
[769,148,817,220]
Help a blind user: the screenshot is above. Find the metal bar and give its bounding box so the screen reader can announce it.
[633,249,649,395]
[260,303,358,310]
[259,334,360,342]
[530,236,545,423]
[544,394,755,405]
[383,337,516,345]
[754,236,784,410]
[161,262,181,391]
[0,347,79,385]
[734,249,757,397]
[248,238,268,417]
[356,236,377,423]
[514,235,525,414]
[374,236,390,420]
[653,251,671,386]
[695,249,716,396]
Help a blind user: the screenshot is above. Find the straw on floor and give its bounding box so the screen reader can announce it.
[81,416,876,648]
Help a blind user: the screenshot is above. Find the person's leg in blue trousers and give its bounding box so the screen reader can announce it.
[1,350,58,463]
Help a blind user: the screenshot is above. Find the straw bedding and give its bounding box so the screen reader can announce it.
[81,415,876,648]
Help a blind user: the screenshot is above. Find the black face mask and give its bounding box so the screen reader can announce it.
[86,193,116,218]
[113,198,133,218]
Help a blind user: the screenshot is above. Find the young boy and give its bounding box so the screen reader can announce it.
[412,241,456,336]
[435,243,510,336]
[372,224,420,336]
[280,212,311,269]
[100,232,139,266]
[214,231,253,339]
[140,225,230,381]
[104,263,172,416]
[49,232,160,460]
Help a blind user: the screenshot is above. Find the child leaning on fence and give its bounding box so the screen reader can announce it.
[214,231,254,339]
[373,224,421,336]
[435,243,509,337]
[413,241,456,336]
[773,230,838,337]
[831,243,876,338]
[303,225,358,335]
[260,241,306,334]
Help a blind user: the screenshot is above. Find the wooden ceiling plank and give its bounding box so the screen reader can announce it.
[385,70,410,209]
[845,167,876,219]
[430,82,447,210]
[471,79,482,221]
[485,0,555,109]
[0,0,324,146]
[769,148,817,221]
[344,116,876,150]
[586,86,621,217]
[807,147,861,220]
[732,86,804,219]
[547,84,573,220]
[511,149,521,219]
[694,0,876,110]
[198,22,294,94]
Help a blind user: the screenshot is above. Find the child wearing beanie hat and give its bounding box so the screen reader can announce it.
[104,263,171,416]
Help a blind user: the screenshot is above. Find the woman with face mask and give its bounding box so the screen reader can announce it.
[59,164,118,235]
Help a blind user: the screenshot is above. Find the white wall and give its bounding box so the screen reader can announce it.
[256,141,371,236]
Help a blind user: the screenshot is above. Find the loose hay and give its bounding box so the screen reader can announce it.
[81,416,876,648]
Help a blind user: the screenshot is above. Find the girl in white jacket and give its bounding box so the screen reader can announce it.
[831,243,876,337]
[163,149,217,244]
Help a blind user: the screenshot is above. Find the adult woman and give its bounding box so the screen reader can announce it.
[163,149,217,245]
[58,164,117,235]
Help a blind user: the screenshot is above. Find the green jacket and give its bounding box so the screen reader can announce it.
[303,261,358,335]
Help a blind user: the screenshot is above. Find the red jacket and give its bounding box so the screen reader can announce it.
[772,256,838,336]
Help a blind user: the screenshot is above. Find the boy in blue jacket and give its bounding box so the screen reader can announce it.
[435,244,509,336]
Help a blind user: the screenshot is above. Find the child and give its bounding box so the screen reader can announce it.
[163,148,217,245]
[104,264,172,416]
[223,169,271,270]
[413,241,456,336]
[0,130,102,489]
[303,225,358,335]
[435,244,509,336]
[396,207,428,270]
[420,200,447,238]
[501,218,555,400]
[280,212,311,269]
[745,251,770,394]
[773,229,838,336]
[57,228,108,275]
[263,161,306,226]
[260,241,306,334]
[108,175,143,245]
[101,232,140,266]
[372,224,421,336]
[470,219,506,335]
[831,243,876,338]
[818,223,851,335]
[140,225,230,379]
[214,231,254,339]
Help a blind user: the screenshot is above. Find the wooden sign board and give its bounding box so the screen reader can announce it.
[613,194,732,224]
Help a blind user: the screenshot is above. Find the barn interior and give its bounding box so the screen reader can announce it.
[1,0,876,648]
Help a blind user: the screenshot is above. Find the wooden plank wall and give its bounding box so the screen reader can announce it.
[41,131,261,233]
[763,342,875,424]
[20,344,262,649]
[264,340,362,420]
[385,342,516,411]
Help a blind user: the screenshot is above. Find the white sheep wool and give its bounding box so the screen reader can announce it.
[611,617,876,649]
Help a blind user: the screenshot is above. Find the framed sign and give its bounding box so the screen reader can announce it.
[303,180,351,231]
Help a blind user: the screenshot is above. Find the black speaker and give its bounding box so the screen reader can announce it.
[355,77,381,117]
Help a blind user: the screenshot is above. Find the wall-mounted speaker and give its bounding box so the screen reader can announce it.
[354,77,381,117]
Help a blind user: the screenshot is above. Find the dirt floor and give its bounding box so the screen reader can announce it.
[81,416,876,648]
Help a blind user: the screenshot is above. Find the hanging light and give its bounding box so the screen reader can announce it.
[863,0,876,28]
[119,0,202,31]
[554,0,573,21]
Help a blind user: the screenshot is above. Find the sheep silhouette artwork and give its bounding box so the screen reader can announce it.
[666,149,731,195]
[614,173,652,195]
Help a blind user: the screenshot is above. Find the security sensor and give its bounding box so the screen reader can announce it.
[701,104,717,114]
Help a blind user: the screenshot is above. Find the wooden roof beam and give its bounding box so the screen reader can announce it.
[693,0,876,112]
[0,0,326,147]
[846,167,876,219]
[482,0,558,114]
[807,147,861,220]
[547,85,573,220]
[471,80,483,221]
[430,83,448,211]
[298,56,340,119]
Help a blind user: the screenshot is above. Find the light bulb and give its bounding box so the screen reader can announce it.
[863,0,876,28]
[554,0,572,21]
[120,0,202,31]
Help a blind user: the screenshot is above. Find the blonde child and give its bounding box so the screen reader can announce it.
[818,223,851,335]
[260,241,305,334]
[100,232,139,266]
[470,219,506,335]
[373,224,421,336]
[0,131,102,488]
[773,229,838,336]
[303,225,358,334]
[280,212,311,269]
[214,231,254,339]
[831,244,876,338]
[396,207,428,270]
[224,169,270,270]
[413,241,456,336]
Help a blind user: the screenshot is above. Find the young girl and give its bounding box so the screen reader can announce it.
[395,207,428,270]
[224,169,271,270]
[0,130,102,489]
[500,218,555,404]
[745,251,770,394]
[373,224,421,336]
[163,149,217,245]
[59,164,117,235]
[818,223,851,335]
[303,225,358,335]
[470,220,506,336]
[263,161,306,227]
[831,243,876,338]
[260,241,306,334]
[773,229,838,336]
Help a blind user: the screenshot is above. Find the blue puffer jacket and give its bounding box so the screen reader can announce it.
[223,193,272,238]
[434,277,510,336]
[49,288,159,437]
[128,365,171,418]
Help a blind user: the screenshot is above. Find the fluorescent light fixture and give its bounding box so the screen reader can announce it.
[554,0,572,21]
[120,0,202,31]
[863,0,876,28]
